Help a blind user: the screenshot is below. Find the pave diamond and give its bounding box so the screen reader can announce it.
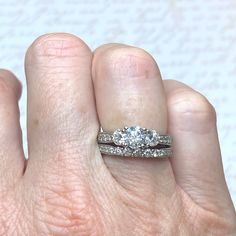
[98,144,172,158]
[143,149,153,157]
[123,147,133,156]
[133,149,143,157]
[112,126,160,149]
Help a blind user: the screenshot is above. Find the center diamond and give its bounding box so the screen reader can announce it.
[125,126,145,149]
[113,126,159,149]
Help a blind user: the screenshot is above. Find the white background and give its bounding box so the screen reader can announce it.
[0,0,235,206]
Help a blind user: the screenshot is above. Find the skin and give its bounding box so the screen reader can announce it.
[0,33,235,236]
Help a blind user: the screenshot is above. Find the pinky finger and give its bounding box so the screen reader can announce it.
[164,80,235,219]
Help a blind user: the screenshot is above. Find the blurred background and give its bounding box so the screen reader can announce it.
[0,0,235,205]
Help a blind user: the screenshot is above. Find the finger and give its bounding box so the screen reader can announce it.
[0,69,25,192]
[92,44,176,197]
[164,80,235,216]
[24,33,99,177]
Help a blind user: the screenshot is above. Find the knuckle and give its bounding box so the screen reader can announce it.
[26,33,91,63]
[117,189,178,236]
[169,89,216,123]
[34,170,103,235]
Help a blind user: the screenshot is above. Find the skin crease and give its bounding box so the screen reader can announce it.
[0,33,235,236]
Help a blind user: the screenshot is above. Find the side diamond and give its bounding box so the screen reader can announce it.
[145,130,159,147]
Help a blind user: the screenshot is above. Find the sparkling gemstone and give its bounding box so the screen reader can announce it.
[125,126,145,149]
[153,150,160,157]
[113,129,126,146]
[133,149,143,157]
[113,126,159,149]
[116,148,123,155]
[123,147,133,156]
[144,130,159,147]
[144,149,153,157]
[106,135,112,142]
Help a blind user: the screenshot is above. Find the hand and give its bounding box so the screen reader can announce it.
[0,33,235,236]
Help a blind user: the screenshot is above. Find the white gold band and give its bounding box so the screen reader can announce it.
[99,144,172,158]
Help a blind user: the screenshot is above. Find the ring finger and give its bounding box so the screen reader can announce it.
[92,44,176,198]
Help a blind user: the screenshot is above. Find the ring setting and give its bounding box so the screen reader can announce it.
[97,126,172,158]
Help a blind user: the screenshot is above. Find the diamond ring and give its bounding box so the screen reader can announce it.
[97,126,172,158]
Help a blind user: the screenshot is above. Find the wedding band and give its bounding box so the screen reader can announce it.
[99,144,172,158]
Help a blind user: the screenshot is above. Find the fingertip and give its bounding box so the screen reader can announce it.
[25,33,91,67]
[0,69,22,101]
[163,80,233,215]
[92,44,160,81]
